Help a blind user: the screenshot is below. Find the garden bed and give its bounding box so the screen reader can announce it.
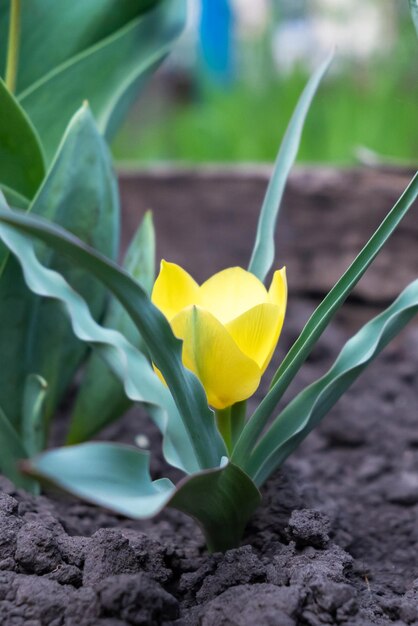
[0,167,417,625]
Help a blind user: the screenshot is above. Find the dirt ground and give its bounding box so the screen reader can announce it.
[0,168,417,625]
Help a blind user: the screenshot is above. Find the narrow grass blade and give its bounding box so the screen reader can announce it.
[233,172,418,465]
[248,279,418,485]
[0,208,226,470]
[248,50,333,282]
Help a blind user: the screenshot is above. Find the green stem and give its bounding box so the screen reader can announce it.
[230,401,247,449]
[5,0,21,93]
[215,407,232,454]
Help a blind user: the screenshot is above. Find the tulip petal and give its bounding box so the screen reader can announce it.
[268,268,287,308]
[151,260,199,321]
[199,267,268,324]
[171,306,261,410]
[225,303,283,373]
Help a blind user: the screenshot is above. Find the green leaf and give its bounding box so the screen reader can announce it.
[0,207,227,470]
[233,171,418,465]
[68,211,156,444]
[247,278,418,485]
[21,374,48,458]
[0,1,160,91]
[24,443,175,517]
[248,51,333,282]
[0,77,45,198]
[410,0,418,36]
[0,185,30,209]
[170,461,261,553]
[16,0,187,163]
[0,201,196,474]
[0,106,119,426]
[0,404,38,493]
[24,442,261,553]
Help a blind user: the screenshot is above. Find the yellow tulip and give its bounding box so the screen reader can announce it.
[151,261,287,410]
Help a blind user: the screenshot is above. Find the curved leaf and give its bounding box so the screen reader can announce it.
[0,404,38,492]
[24,443,175,517]
[248,279,418,485]
[68,211,156,444]
[17,0,187,162]
[0,203,197,473]
[0,78,45,198]
[21,374,48,458]
[233,171,418,465]
[248,51,333,282]
[0,0,160,90]
[0,208,226,470]
[170,461,261,553]
[0,106,119,426]
[0,185,30,210]
[24,442,261,553]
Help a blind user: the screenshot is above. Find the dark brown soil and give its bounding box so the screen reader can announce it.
[1,168,417,625]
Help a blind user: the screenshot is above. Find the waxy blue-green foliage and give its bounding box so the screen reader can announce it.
[0,42,417,552]
[0,0,186,164]
[0,0,187,491]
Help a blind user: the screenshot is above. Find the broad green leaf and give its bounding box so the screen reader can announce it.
[0,106,119,426]
[0,202,197,473]
[0,78,45,198]
[233,171,418,465]
[16,0,187,162]
[410,0,418,36]
[21,374,48,458]
[68,211,156,444]
[0,208,226,469]
[247,278,418,486]
[170,461,261,553]
[0,404,38,492]
[248,51,333,282]
[24,443,175,517]
[0,0,159,90]
[24,442,260,553]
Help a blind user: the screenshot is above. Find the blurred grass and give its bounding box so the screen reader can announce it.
[112,22,417,165]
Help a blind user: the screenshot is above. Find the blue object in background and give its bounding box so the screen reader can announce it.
[199,0,233,85]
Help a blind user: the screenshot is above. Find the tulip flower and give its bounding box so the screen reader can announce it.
[151,261,287,410]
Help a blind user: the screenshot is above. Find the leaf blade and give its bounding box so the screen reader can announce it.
[18,0,186,162]
[0,208,226,470]
[68,211,156,444]
[248,51,333,282]
[0,106,120,426]
[248,278,418,485]
[0,404,38,492]
[0,78,45,198]
[233,171,418,465]
[24,441,260,552]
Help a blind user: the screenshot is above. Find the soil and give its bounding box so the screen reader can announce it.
[1,168,417,625]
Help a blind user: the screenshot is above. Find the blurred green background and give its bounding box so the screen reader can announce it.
[112,0,418,166]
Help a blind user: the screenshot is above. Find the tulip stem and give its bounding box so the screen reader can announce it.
[215,407,232,454]
[230,401,247,449]
[5,0,21,93]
